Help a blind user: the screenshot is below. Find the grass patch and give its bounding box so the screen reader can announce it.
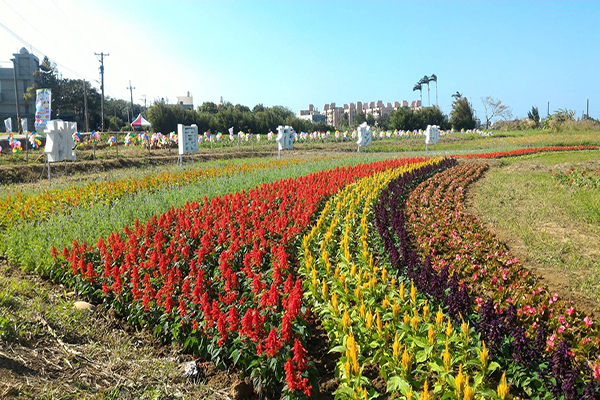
[470,151,600,310]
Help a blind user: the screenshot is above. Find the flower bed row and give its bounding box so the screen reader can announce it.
[0,157,324,229]
[451,145,598,159]
[50,157,425,397]
[375,162,600,398]
[553,167,600,189]
[300,158,510,399]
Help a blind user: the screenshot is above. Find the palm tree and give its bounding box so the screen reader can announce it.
[413,83,422,106]
[419,75,430,106]
[452,91,462,99]
[429,74,438,107]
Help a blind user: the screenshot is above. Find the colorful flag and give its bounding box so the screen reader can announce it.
[21,118,28,133]
[4,117,12,133]
[35,89,52,131]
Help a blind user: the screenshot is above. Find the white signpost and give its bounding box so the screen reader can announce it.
[356,122,372,152]
[276,125,294,158]
[44,120,77,180]
[425,124,440,152]
[177,124,199,165]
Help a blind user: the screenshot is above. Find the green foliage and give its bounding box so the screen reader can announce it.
[390,107,450,131]
[450,97,476,130]
[527,106,540,127]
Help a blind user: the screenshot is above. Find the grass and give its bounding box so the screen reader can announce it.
[0,261,215,399]
[470,150,600,310]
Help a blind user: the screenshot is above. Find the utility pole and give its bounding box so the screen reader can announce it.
[140,95,146,113]
[83,79,89,132]
[547,101,550,118]
[127,80,135,122]
[95,52,109,131]
[586,99,589,119]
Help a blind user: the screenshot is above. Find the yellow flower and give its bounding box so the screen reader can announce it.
[464,376,474,400]
[479,341,489,371]
[359,301,366,319]
[411,315,419,331]
[392,333,401,360]
[350,262,357,276]
[406,387,413,400]
[410,281,417,304]
[443,339,451,371]
[418,380,430,400]
[363,387,368,400]
[461,320,469,343]
[422,301,430,322]
[376,310,382,333]
[428,325,435,345]
[455,364,465,396]
[392,302,401,319]
[435,305,444,328]
[446,318,454,337]
[390,277,396,291]
[322,279,329,299]
[331,292,339,315]
[382,298,390,309]
[404,311,411,326]
[342,309,351,330]
[399,281,405,299]
[497,372,508,400]
[401,347,412,374]
[366,309,373,330]
[381,267,388,282]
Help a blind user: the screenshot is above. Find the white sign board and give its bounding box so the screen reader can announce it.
[356,122,372,150]
[177,124,199,155]
[44,120,77,162]
[276,125,294,151]
[425,125,440,145]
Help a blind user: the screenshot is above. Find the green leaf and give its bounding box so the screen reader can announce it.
[329,344,346,353]
[386,375,410,394]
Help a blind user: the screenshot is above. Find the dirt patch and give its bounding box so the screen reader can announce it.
[304,315,338,399]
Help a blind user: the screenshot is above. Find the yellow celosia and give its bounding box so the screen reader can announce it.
[406,387,413,400]
[461,320,469,343]
[422,301,430,322]
[392,303,401,319]
[464,376,474,400]
[359,301,366,319]
[366,309,373,329]
[497,372,508,400]
[479,341,489,371]
[399,281,405,299]
[411,315,419,331]
[404,311,411,326]
[342,309,351,330]
[455,364,465,396]
[410,281,417,304]
[428,325,435,345]
[382,298,390,309]
[376,310,382,333]
[350,262,357,276]
[435,305,444,328]
[381,267,388,282]
[418,380,430,400]
[446,318,454,337]
[331,292,339,315]
[443,339,451,371]
[401,347,412,374]
[390,277,396,291]
[322,279,328,299]
[392,333,401,360]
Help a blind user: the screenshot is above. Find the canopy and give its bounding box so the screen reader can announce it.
[131,114,151,127]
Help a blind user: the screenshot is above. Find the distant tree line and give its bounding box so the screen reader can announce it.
[147,101,332,134]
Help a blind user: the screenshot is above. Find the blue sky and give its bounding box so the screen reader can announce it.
[1,0,599,120]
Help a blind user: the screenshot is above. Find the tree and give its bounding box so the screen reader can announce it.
[450,96,476,130]
[353,112,366,126]
[198,101,219,114]
[481,96,512,128]
[429,74,438,107]
[366,114,375,126]
[527,106,540,127]
[419,75,430,106]
[390,106,450,131]
[413,83,423,105]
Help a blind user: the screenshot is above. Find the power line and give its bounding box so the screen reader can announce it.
[1,0,46,38]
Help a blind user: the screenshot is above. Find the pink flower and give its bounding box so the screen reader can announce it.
[584,316,593,327]
[558,315,566,325]
[558,326,565,333]
[593,364,600,380]
[566,307,575,317]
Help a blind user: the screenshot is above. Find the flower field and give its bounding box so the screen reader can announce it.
[2,145,599,398]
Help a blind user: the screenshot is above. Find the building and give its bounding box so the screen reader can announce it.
[297,104,326,123]
[176,91,194,109]
[0,48,39,132]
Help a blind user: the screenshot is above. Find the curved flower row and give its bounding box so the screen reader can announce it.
[300,158,507,399]
[553,167,600,189]
[0,157,326,229]
[375,162,600,398]
[50,157,425,397]
[452,145,598,159]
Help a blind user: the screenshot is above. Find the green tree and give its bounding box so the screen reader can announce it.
[353,112,366,127]
[450,97,476,130]
[481,96,512,128]
[198,101,219,114]
[527,106,540,127]
[366,114,375,126]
